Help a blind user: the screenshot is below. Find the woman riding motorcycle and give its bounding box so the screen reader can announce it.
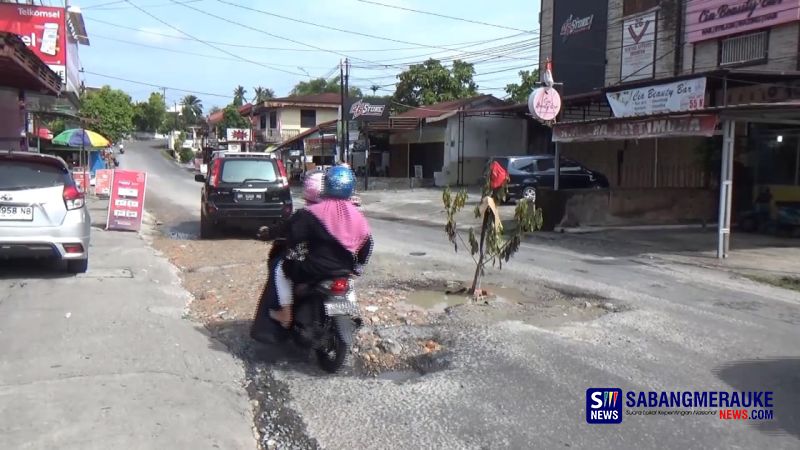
[265,166,373,329]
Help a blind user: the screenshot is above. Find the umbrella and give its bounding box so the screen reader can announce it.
[52,128,111,148]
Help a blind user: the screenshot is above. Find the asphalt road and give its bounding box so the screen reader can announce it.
[123,140,800,450]
[0,193,254,448]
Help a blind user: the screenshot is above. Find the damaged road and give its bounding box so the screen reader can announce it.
[124,140,799,449]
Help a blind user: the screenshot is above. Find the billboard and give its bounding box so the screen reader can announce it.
[226,128,251,141]
[685,0,800,43]
[0,4,67,84]
[345,98,389,122]
[621,10,657,82]
[106,170,147,232]
[551,0,609,96]
[606,77,707,118]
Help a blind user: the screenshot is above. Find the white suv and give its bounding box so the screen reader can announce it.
[0,151,91,273]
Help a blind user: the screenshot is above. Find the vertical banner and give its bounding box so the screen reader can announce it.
[72,170,88,192]
[106,170,147,232]
[94,169,112,197]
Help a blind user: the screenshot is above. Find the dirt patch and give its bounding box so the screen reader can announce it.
[744,274,800,293]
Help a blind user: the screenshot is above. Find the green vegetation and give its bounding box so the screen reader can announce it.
[745,274,800,292]
[79,85,135,142]
[505,69,540,103]
[393,58,478,110]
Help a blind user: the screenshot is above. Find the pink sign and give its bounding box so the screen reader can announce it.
[685,0,800,43]
[106,170,147,232]
[94,169,112,197]
[528,87,562,122]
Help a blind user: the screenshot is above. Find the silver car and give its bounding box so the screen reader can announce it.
[0,151,91,273]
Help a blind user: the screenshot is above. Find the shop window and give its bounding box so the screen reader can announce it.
[720,31,768,67]
[300,109,316,128]
[623,0,658,16]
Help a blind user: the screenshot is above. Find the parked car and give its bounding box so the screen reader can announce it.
[195,152,292,238]
[0,150,91,273]
[488,155,609,202]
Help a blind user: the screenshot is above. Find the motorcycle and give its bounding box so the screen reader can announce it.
[250,237,363,373]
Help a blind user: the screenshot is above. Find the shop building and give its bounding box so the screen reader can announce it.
[0,31,61,151]
[539,0,800,257]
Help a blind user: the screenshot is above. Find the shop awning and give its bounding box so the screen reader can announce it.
[0,33,61,94]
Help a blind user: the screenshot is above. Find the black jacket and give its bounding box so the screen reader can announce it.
[273,209,373,283]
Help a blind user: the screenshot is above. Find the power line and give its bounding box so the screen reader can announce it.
[84,0,201,9]
[214,0,534,63]
[356,0,536,34]
[83,70,232,98]
[84,16,518,52]
[122,0,306,76]
[88,33,337,69]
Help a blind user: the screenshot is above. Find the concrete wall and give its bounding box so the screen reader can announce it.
[686,22,800,73]
[539,0,553,71]
[437,116,528,186]
[0,88,23,152]
[555,188,716,227]
[278,107,338,133]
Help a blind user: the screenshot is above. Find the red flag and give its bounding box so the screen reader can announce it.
[489,161,508,190]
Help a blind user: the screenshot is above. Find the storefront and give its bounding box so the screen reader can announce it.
[0,32,61,151]
[552,70,800,258]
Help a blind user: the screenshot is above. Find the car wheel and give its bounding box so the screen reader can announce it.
[522,186,537,202]
[67,258,88,274]
[200,209,216,239]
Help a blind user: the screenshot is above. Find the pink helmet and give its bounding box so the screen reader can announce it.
[303,171,324,204]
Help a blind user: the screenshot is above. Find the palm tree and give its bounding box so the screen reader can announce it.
[233,85,247,106]
[252,86,275,104]
[370,84,381,95]
[181,94,203,125]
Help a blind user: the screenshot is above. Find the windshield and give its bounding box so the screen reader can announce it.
[220,160,278,183]
[0,161,67,190]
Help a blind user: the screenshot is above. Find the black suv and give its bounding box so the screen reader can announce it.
[195,152,292,238]
[489,155,609,201]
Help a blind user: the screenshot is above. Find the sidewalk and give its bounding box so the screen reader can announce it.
[0,199,254,449]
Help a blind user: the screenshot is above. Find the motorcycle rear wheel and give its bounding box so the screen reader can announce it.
[315,318,350,373]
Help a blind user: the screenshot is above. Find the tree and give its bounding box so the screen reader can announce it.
[252,86,275,103]
[233,85,247,107]
[79,85,135,142]
[442,176,543,299]
[181,94,203,126]
[289,76,362,97]
[218,104,250,138]
[393,58,478,109]
[208,105,222,115]
[132,91,167,132]
[505,69,540,103]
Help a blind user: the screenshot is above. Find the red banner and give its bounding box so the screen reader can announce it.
[72,170,88,192]
[106,170,147,232]
[94,169,112,197]
[0,4,67,82]
[553,114,718,143]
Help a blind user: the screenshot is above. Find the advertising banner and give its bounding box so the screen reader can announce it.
[72,170,88,192]
[551,0,609,96]
[226,128,251,141]
[606,77,707,118]
[94,169,112,197]
[106,170,147,232]
[553,114,718,143]
[621,10,657,82]
[345,98,389,122]
[685,0,800,43]
[0,4,67,83]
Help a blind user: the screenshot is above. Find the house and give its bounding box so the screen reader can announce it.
[386,95,537,186]
[251,93,340,145]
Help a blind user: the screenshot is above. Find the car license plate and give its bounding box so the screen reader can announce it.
[0,205,34,221]
[236,192,263,201]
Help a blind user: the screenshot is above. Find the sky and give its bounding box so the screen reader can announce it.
[69,0,539,111]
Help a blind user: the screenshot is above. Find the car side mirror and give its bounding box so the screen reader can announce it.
[194,174,206,183]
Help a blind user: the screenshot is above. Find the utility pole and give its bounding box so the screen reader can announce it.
[339,59,345,163]
[344,58,350,165]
